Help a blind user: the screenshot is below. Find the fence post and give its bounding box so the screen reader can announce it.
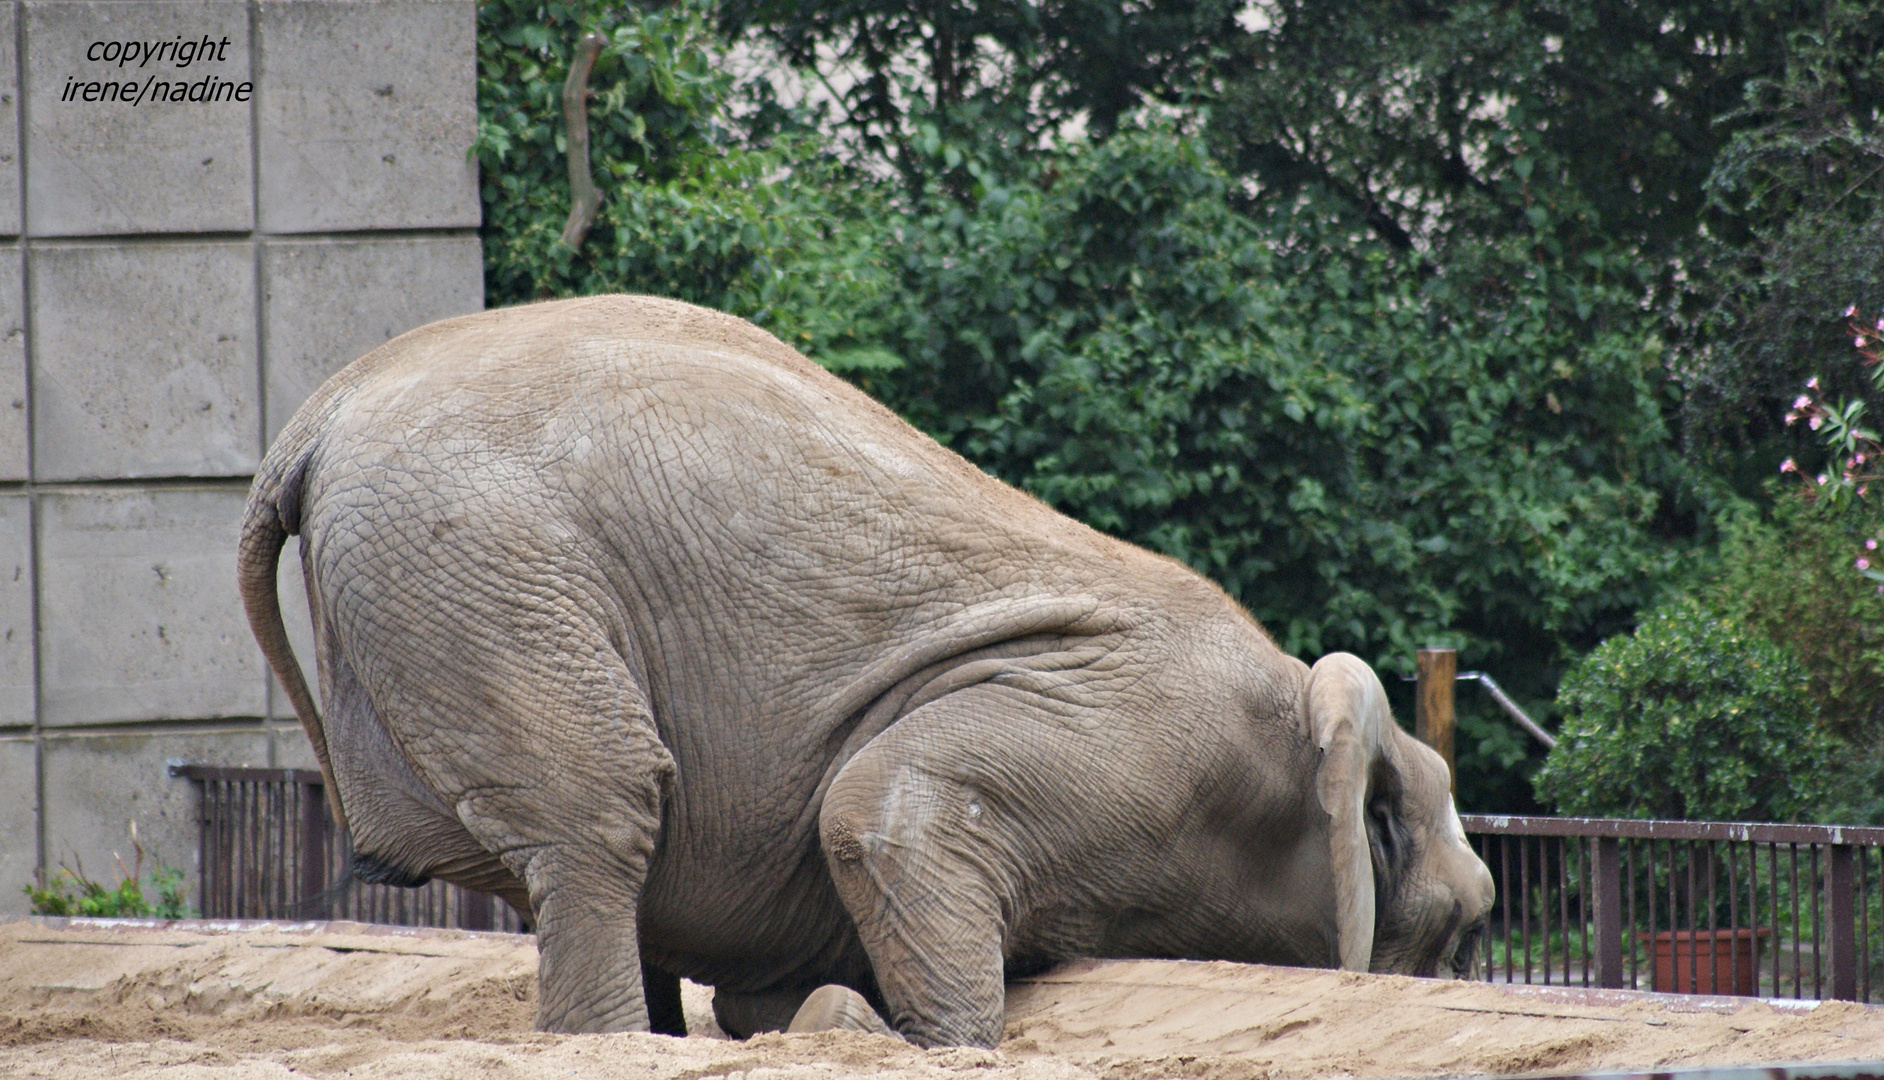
[299,779,330,920]
[1591,837,1624,988]
[1829,843,1857,1000]
[461,891,495,932]
[1415,648,1457,796]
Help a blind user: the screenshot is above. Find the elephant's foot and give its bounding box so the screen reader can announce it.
[787,985,899,1038]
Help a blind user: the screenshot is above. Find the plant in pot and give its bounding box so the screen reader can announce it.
[1534,598,1832,994]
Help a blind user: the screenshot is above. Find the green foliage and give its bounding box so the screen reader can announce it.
[475,0,742,305]
[720,0,1237,158]
[865,126,1688,814]
[472,0,1697,810]
[1534,598,1831,822]
[25,855,192,919]
[1686,493,1884,824]
[469,1,1884,818]
[474,0,897,364]
[1703,495,1884,742]
[1687,0,1884,468]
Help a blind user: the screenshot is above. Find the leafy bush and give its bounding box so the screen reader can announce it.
[1703,494,1884,742]
[25,847,193,919]
[1533,598,1831,821]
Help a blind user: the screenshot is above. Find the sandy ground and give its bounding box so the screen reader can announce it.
[3,918,1883,1078]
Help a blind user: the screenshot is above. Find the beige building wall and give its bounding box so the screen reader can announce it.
[0,0,484,914]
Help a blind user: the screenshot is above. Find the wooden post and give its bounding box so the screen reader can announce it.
[461,890,495,932]
[1592,837,1624,988]
[1829,844,1857,1000]
[1415,648,1457,796]
[299,779,329,919]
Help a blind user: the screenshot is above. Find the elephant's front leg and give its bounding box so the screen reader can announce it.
[817,699,1028,1047]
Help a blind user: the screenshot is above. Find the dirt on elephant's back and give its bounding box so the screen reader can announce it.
[3,918,1880,1079]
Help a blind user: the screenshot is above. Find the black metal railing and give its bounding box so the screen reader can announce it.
[171,764,528,933]
[1462,814,1884,1001]
[173,765,1884,999]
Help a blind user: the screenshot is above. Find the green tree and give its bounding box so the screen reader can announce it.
[1534,598,1831,822]
[857,124,1688,814]
[1686,0,1884,481]
[471,0,1714,811]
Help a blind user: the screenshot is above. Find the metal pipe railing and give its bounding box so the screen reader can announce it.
[1455,671,1557,749]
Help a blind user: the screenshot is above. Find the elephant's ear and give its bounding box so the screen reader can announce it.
[1305,652,1394,972]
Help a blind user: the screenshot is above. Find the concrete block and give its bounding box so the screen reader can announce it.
[272,724,320,771]
[0,5,21,237]
[31,241,258,481]
[40,727,269,912]
[38,486,267,726]
[257,0,478,232]
[0,495,35,727]
[0,735,37,916]
[24,1,253,236]
[261,234,482,442]
[0,248,28,480]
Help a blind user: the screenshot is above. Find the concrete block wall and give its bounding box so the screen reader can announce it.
[1,0,484,914]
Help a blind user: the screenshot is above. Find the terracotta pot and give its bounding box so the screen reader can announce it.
[1637,928,1770,996]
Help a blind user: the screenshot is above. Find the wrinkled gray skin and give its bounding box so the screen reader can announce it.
[240,296,1495,1048]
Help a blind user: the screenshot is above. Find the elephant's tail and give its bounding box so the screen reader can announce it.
[239,431,344,828]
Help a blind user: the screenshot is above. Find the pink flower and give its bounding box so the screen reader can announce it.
[1868,539,1878,550]
[1780,458,1798,473]
[1794,394,1813,409]
[1809,376,1822,390]
[1818,473,1830,485]
[1849,304,1861,317]
[1859,558,1871,570]
[1785,412,1799,425]
[1860,337,1870,348]
[1810,416,1824,430]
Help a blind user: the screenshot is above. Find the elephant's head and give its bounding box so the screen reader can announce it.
[1306,653,1495,978]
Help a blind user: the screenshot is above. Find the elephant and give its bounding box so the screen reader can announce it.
[239,294,1494,1048]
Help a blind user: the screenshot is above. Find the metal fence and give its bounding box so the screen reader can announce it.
[173,766,1884,1001]
[1462,814,1884,1001]
[171,764,528,933]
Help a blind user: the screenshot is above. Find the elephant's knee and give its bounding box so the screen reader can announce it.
[819,757,951,874]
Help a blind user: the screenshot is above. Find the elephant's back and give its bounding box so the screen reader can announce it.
[289,295,1121,581]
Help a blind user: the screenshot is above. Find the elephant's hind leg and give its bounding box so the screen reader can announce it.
[442,651,673,1035]
[332,567,674,1034]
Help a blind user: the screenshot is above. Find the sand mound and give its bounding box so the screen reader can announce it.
[3,917,1881,1078]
